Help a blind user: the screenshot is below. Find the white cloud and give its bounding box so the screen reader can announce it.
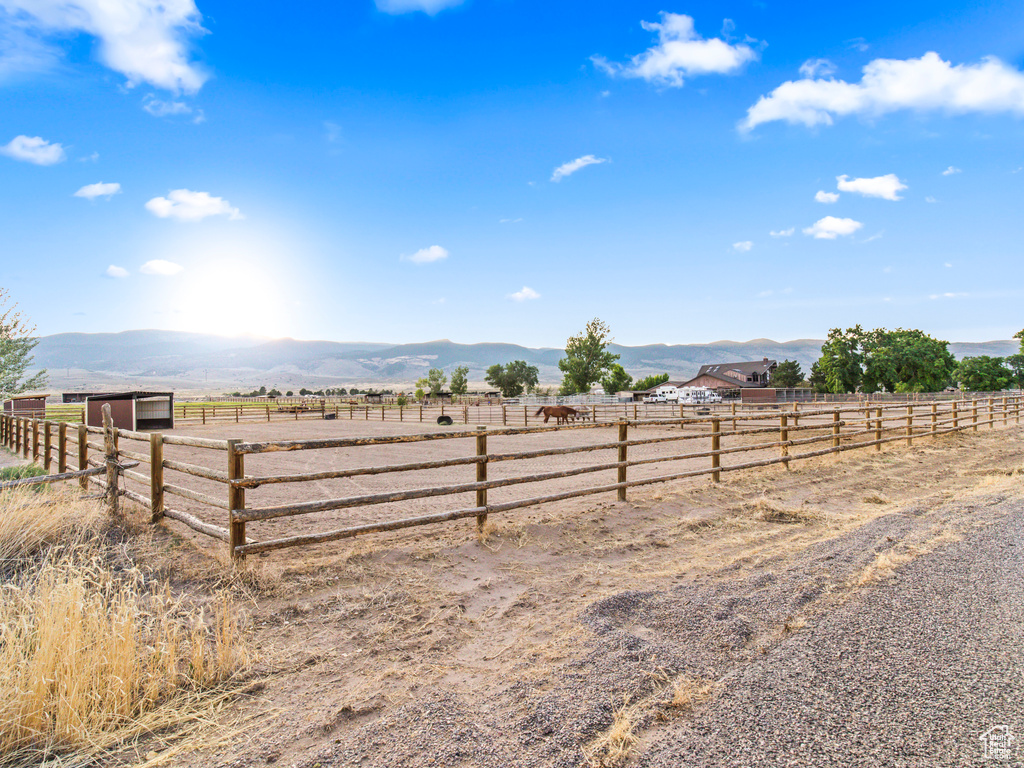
[145,189,243,221]
[944,262,953,268]
[551,154,608,182]
[815,190,839,203]
[499,218,523,224]
[324,121,342,143]
[142,95,201,121]
[769,227,795,237]
[105,264,129,278]
[803,216,864,239]
[0,0,209,93]
[74,181,121,199]
[0,134,65,165]
[733,241,753,252]
[926,196,938,203]
[508,286,540,302]
[836,173,906,200]
[375,0,464,14]
[757,289,773,297]
[592,12,758,87]
[799,58,836,78]
[140,259,183,275]
[942,165,962,175]
[403,245,449,264]
[928,292,967,300]
[741,52,1024,132]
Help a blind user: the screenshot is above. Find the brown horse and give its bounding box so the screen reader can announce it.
[535,405,578,424]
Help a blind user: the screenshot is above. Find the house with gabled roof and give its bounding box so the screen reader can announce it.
[679,358,778,390]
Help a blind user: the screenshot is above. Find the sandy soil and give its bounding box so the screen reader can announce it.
[106,418,1024,767]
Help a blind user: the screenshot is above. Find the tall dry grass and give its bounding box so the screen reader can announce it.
[0,486,248,766]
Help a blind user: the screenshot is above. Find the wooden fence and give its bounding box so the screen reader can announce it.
[2,396,1020,562]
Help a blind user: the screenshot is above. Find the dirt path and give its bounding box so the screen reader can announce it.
[130,425,1022,768]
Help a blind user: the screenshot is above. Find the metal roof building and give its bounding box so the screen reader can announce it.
[85,392,175,431]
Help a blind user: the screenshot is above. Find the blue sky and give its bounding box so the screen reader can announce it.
[2,0,1023,347]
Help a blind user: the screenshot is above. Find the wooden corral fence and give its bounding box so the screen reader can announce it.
[2,396,1021,562]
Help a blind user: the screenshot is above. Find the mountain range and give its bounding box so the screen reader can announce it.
[30,330,1020,395]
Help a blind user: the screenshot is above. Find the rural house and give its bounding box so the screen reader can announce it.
[678,358,778,390]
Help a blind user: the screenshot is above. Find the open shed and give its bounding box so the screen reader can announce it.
[86,392,175,431]
[3,393,49,416]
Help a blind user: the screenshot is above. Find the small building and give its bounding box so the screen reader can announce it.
[3,393,49,415]
[85,392,175,431]
[364,393,384,404]
[741,387,815,404]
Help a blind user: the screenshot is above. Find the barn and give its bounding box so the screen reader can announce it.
[85,392,175,431]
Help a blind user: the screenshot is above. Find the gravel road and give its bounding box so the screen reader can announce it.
[637,498,1024,768]
[297,486,1024,768]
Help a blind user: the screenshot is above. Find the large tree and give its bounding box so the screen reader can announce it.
[485,360,539,398]
[449,365,469,396]
[1007,328,1024,389]
[415,368,447,396]
[812,326,864,393]
[558,318,619,394]
[771,359,803,388]
[860,328,956,393]
[634,373,670,392]
[600,363,633,394]
[955,356,1013,392]
[0,288,47,399]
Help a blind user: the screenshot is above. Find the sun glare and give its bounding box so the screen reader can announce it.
[174,258,295,338]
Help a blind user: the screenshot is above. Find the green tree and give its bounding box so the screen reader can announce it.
[1007,329,1024,388]
[813,326,864,393]
[633,373,670,392]
[414,387,425,401]
[955,356,1013,391]
[557,318,619,394]
[771,359,804,388]
[416,368,447,396]
[600,363,633,394]
[860,328,956,393]
[485,360,539,398]
[449,365,469,396]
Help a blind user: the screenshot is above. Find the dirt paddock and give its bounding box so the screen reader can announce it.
[134,412,865,560]
[115,419,1024,767]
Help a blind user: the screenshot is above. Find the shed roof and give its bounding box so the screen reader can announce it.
[5,393,50,400]
[86,391,174,401]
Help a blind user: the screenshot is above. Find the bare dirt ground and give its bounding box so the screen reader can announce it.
[103,419,1024,767]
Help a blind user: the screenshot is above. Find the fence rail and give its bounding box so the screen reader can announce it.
[2,395,1020,562]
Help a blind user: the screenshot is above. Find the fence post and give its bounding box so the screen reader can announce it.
[524,406,528,426]
[780,412,789,470]
[78,424,88,489]
[793,402,800,427]
[988,397,995,428]
[617,420,628,499]
[58,422,67,474]
[475,426,488,532]
[972,399,978,432]
[101,404,119,518]
[1002,396,1008,426]
[707,418,720,483]
[1017,395,1021,425]
[731,402,737,432]
[832,411,841,452]
[227,439,245,561]
[875,407,882,450]
[502,405,507,426]
[42,420,52,471]
[22,419,29,459]
[151,433,164,522]
[931,403,937,436]
[953,401,959,430]
[906,405,913,447]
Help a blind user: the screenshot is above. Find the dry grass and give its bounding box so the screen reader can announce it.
[582,696,642,768]
[862,492,891,505]
[0,486,104,564]
[667,675,720,713]
[0,486,249,766]
[750,498,823,525]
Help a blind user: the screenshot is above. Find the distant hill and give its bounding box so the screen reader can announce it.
[29,330,1020,394]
